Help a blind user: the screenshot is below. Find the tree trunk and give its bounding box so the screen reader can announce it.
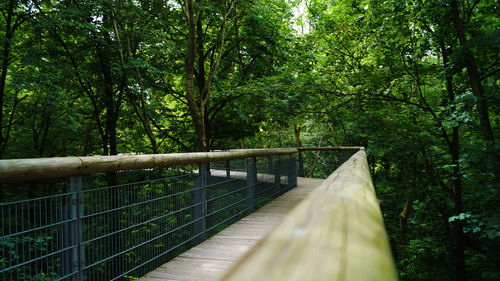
[441,41,466,281]
[100,34,117,157]
[450,0,499,181]
[184,0,208,152]
[306,126,327,177]
[451,127,465,281]
[452,137,466,281]
[182,0,236,152]
[329,124,340,146]
[293,124,302,148]
[96,14,120,187]
[102,45,118,157]
[0,0,15,158]
[106,3,159,154]
[95,30,113,156]
[55,31,107,154]
[399,186,413,233]
[399,157,416,234]
[193,115,208,152]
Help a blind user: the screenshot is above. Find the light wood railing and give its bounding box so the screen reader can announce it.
[217,148,398,281]
[0,148,297,182]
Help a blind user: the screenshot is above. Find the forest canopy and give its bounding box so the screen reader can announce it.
[0,0,499,280]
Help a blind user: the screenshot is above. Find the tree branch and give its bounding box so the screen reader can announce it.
[202,0,237,106]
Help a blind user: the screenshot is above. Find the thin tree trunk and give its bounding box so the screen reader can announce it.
[340,122,349,144]
[307,126,327,177]
[0,0,15,158]
[328,124,339,146]
[451,0,499,181]
[101,31,117,157]
[399,185,413,233]
[95,35,113,156]
[184,0,208,152]
[399,154,417,233]
[438,40,467,281]
[56,32,107,152]
[106,2,159,153]
[182,0,237,152]
[293,124,302,148]
[123,32,159,154]
[0,94,25,155]
[451,125,465,281]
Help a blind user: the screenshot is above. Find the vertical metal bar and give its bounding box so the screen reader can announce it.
[288,155,297,188]
[193,164,206,245]
[70,176,84,281]
[298,151,304,177]
[202,164,207,233]
[58,198,66,278]
[274,157,281,195]
[43,199,48,276]
[268,156,272,177]
[226,160,230,180]
[246,157,256,213]
[266,156,272,192]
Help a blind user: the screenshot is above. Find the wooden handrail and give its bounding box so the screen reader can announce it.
[217,149,398,281]
[0,148,297,182]
[297,146,363,151]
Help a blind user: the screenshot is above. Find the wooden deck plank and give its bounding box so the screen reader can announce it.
[139,177,324,281]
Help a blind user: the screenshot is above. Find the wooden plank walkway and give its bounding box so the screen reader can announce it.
[139,177,325,281]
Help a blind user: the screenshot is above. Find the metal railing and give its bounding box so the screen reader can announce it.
[0,149,297,281]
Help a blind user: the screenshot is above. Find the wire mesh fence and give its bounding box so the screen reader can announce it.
[0,154,296,281]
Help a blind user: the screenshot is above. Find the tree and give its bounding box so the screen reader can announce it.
[0,0,33,158]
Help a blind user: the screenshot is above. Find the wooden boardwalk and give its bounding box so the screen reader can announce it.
[139,177,325,281]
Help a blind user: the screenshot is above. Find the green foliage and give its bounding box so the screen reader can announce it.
[1,0,499,280]
[236,0,499,280]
